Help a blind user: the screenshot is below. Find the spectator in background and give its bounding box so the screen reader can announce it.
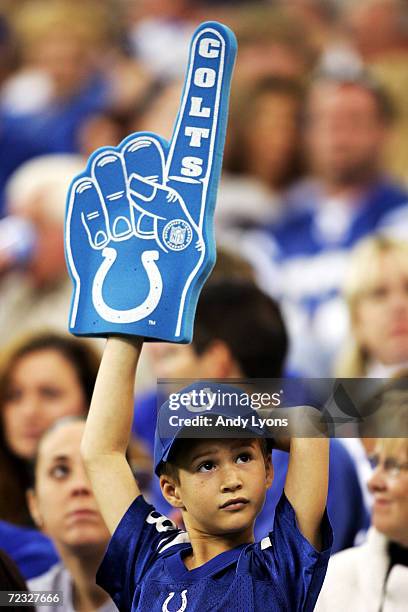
[1,1,151,157]
[0,154,85,347]
[28,417,118,611]
[243,71,408,376]
[0,13,44,217]
[1,2,111,151]
[340,0,408,181]
[227,4,317,85]
[217,76,305,239]
[230,77,304,193]
[336,235,408,377]
[316,437,408,611]
[335,236,408,507]
[0,332,100,527]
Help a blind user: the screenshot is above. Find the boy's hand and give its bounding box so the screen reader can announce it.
[266,405,328,452]
[65,22,237,343]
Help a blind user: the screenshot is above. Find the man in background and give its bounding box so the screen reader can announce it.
[244,71,408,376]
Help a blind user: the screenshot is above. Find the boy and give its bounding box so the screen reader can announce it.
[81,337,332,611]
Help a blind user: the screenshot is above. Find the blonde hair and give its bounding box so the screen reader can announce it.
[5,154,86,224]
[336,235,408,376]
[376,438,408,461]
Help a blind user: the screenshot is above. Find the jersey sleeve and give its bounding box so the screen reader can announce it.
[250,491,333,612]
[96,495,181,611]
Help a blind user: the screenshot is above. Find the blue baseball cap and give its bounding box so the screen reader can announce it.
[153,381,269,475]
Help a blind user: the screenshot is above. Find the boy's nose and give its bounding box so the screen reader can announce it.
[220,467,243,492]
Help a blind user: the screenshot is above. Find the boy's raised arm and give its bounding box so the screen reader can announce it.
[81,337,143,534]
[271,406,330,550]
[284,436,329,551]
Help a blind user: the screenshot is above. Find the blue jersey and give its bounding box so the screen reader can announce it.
[97,493,332,612]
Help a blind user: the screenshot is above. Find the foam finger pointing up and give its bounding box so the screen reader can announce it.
[165,22,237,190]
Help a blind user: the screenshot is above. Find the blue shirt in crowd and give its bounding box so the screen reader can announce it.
[0,520,58,580]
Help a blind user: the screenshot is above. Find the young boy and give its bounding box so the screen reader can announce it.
[81,337,332,611]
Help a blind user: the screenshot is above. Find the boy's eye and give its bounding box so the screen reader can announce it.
[236,453,251,464]
[197,461,215,473]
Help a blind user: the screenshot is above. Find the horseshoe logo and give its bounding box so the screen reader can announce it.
[92,247,162,323]
[162,590,188,612]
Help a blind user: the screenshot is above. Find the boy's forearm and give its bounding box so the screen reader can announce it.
[81,336,143,460]
[284,437,329,550]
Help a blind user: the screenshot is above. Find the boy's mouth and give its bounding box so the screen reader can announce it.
[219,497,249,511]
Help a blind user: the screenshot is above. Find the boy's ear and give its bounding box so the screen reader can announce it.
[265,455,274,490]
[159,475,185,509]
[26,488,44,529]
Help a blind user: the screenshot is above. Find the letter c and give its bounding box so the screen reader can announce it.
[199,38,221,58]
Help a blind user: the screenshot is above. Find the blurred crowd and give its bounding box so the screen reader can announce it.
[0,0,407,609]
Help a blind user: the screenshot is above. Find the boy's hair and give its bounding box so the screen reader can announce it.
[192,279,288,378]
[158,437,271,483]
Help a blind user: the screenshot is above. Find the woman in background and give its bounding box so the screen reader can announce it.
[0,331,100,525]
[28,417,118,611]
[336,235,408,377]
[335,235,408,509]
[316,436,408,611]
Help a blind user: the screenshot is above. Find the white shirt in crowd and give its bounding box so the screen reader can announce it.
[28,563,118,612]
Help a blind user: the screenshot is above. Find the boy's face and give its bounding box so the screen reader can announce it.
[162,438,273,541]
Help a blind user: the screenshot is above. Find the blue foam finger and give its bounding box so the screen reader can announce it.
[65,21,237,342]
